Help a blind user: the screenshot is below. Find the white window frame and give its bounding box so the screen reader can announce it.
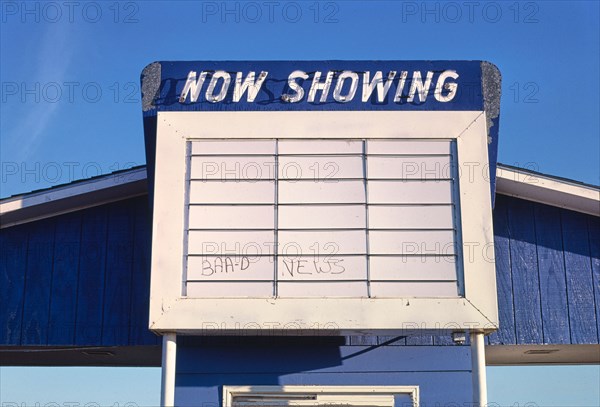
[223,386,419,407]
[149,110,498,334]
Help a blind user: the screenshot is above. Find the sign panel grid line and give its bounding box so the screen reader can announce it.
[188,178,455,182]
[363,139,372,298]
[274,139,279,297]
[181,141,193,296]
[187,203,456,207]
[450,141,466,297]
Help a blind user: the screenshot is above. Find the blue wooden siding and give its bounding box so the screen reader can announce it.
[48,211,81,344]
[489,199,516,345]
[1,226,28,344]
[1,193,598,348]
[487,194,600,345]
[534,203,569,344]
[0,196,158,347]
[589,216,600,340]
[174,338,472,406]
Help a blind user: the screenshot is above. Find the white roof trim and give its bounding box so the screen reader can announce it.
[486,344,600,365]
[1,164,598,229]
[0,167,148,228]
[496,165,599,216]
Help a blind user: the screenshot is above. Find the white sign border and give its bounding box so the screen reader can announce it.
[149,110,498,334]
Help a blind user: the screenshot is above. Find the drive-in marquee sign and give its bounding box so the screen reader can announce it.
[141,60,501,334]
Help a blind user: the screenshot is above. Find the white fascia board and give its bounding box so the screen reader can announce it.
[496,165,599,216]
[486,344,600,365]
[0,167,148,228]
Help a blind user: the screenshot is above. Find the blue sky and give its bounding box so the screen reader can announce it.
[1,0,599,404]
[1,0,599,198]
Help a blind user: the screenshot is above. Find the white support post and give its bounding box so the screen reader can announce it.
[470,332,488,407]
[161,333,177,407]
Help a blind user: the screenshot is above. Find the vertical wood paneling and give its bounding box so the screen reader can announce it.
[129,197,158,345]
[588,216,600,343]
[47,211,81,344]
[507,198,543,344]
[348,336,378,346]
[433,334,454,346]
[0,226,28,345]
[21,218,55,345]
[102,201,135,345]
[75,205,108,345]
[377,335,406,346]
[561,210,598,343]
[376,335,406,346]
[405,334,434,345]
[533,203,570,344]
[488,195,516,345]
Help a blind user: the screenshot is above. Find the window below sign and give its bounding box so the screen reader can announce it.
[223,386,418,407]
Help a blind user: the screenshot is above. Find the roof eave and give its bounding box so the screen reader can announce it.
[496,165,599,217]
[0,167,148,228]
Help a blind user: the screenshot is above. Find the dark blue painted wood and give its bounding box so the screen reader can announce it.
[129,197,159,345]
[588,216,600,342]
[150,61,485,113]
[348,336,378,346]
[47,211,81,344]
[356,334,449,347]
[176,341,471,374]
[375,335,406,346]
[405,334,434,345]
[506,197,543,344]
[488,195,516,345]
[102,201,135,345]
[432,333,456,346]
[175,343,472,406]
[21,218,55,345]
[1,197,157,348]
[533,203,570,344]
[75,205,108,345]
[0,226,28,345]
[561,210,598,343]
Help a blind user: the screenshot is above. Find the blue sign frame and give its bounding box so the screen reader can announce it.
[142,60,487,113]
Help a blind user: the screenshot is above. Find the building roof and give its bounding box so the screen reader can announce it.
[496,164,599,216]
[1,164,598,228]
[0,166,147,228]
